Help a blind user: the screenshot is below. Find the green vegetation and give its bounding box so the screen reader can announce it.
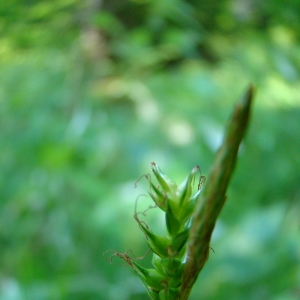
[106,87,254,300]
[106,163,203,300]
[0,1,299,300]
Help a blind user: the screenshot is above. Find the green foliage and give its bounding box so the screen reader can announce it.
[0,0,300,299]
[110,163,203,299]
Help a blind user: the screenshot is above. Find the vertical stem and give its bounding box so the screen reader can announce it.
[179,85,255,300]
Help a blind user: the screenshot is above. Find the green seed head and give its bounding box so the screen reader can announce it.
[109,163,205,300]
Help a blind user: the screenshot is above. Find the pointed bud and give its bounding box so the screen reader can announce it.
[151,162,177,194]
[178,187,202,223]
[170,228,189,255]
[132,262,165,293]
[139,222,170,258]
[148,181,168,211]
[176,166,199,206]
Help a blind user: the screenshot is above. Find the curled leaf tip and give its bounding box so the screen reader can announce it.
[192,166,199,173]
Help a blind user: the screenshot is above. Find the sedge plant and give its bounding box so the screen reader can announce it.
[104,86,254,300]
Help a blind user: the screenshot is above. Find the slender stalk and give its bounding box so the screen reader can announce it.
[179,85,255,300]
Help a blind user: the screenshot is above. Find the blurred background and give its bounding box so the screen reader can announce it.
[0,0,300,299]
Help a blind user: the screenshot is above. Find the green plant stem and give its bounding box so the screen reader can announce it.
[179,85,255,300]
